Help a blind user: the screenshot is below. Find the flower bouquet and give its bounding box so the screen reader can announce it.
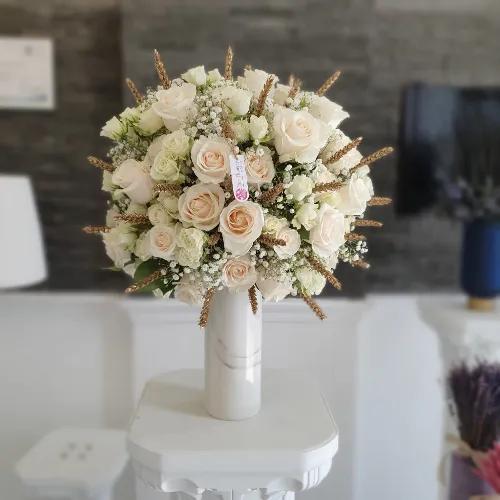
[84,47,392,419]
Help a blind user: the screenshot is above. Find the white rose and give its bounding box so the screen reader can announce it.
[175,227,205,268]
[257,275,293,302]
[222,256,257,292]
[120,107,140,122]
[273,84,291,106]
[263,215,288,234]
[274,226,300,259]
[148,203,173,226]
[181,65,207,86]
[320,129,363,175]
[217,86,252,116]
[103,224,136,268]
[100,116,125,139]
[232,120,250,142]
[249,115,268,140]
[134,232,152,261]
[309,204,345,259]
[163,129,191,158]
[238,68,277,97]
[178,183,225,230]
[335,176,372,216]
[292,202,318,230]
[144,134,167,165]
[309,95,349,129]
[126,203,147,215]
[158,193,180,218]
[219,200,264,256]
[245,147,275,187]
[272,106,329,163]
[102,171,114,192]
[191,136,231,184]
[207,68,223,83]
[286,174,314,201]
[311,164,336,184]
[151,153,184,183]
[152,82,197,131]
[296,267,326,296]
[137,107,164,136]
[175,275,205,305]
[112,159,154,204]
[148,223,177,260]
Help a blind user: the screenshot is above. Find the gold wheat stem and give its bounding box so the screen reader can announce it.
[352,259,370,269]
[299,292,327,320]
[326,137,363,165]
[199,287,216,328]
[354,219,383,228]
[153,49,170,88]
[367,197,392,206]
[125,78,143,103]
[259,234,286,247]
[207,232,221,246]
[125,270,164,294]
[82,225,111,234]
[316,70,341,96]
[248,285,258,315]
[259,183,285,205]
[351,146,394,173]
[224,46,233,80]
[255,75,275,116]
[153,183,182,195]
[87,155,114,172]
[115,213,150,224]
[307,256,342,291]
[345,232,366,241]
[312,181,344,194]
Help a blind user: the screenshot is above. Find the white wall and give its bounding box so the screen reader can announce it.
[0,292,444,500]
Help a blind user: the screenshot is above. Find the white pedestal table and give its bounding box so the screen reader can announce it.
[127,369,338,500]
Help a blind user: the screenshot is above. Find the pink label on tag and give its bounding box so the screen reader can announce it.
[229,154,249,202]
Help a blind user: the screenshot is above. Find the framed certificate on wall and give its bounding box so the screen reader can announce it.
[0,37,55,110]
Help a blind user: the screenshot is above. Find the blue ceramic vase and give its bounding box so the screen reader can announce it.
[461,219,500,300]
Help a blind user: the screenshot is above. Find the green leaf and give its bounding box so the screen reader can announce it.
[131,260,163,294]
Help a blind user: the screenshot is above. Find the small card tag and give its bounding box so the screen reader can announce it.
[229,154,249,202]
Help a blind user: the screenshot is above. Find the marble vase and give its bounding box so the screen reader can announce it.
[204,288,262,420]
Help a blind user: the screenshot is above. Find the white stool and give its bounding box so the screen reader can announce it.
[16,427,128,500]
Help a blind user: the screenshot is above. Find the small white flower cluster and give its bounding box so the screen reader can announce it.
[95,61,380,306]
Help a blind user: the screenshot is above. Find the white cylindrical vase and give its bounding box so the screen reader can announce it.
[204,289,262,420]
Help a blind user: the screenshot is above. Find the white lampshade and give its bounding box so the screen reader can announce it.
[0,175,47,288]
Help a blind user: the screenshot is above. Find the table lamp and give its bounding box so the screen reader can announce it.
[0,174,47,288]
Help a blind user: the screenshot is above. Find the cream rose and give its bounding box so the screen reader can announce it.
[151,153,184,183]
[272,106,329,163]
[249,115,269,140]
[100,116,125,139]
[237,68,277,97]
[181,65,207,86]
[274,226,300,259]
[257,275,293,301]
[222,256,257,292]
[178,183,225,230]
[320,129,363,175]
[163,129,191,158]
[296,267,326,296]
[219,200,264,256]
[309,95,349,129]
[245,147,275,187]
[144,134,167,165]
[335,176,372,216]
[158,193,180,218]
[152,82,196,131]
[191,136,231,183]
[286,174,314,201]
[148,203,173,226]
[102,224,136,268]
[175,227,205,268]
[112,159,154,204]
[175,275,205,305]
[292,202,318,230]
[309,205,345,259]
[148,224,177,260]
[217,86,252,116]
[137,107,164,136]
